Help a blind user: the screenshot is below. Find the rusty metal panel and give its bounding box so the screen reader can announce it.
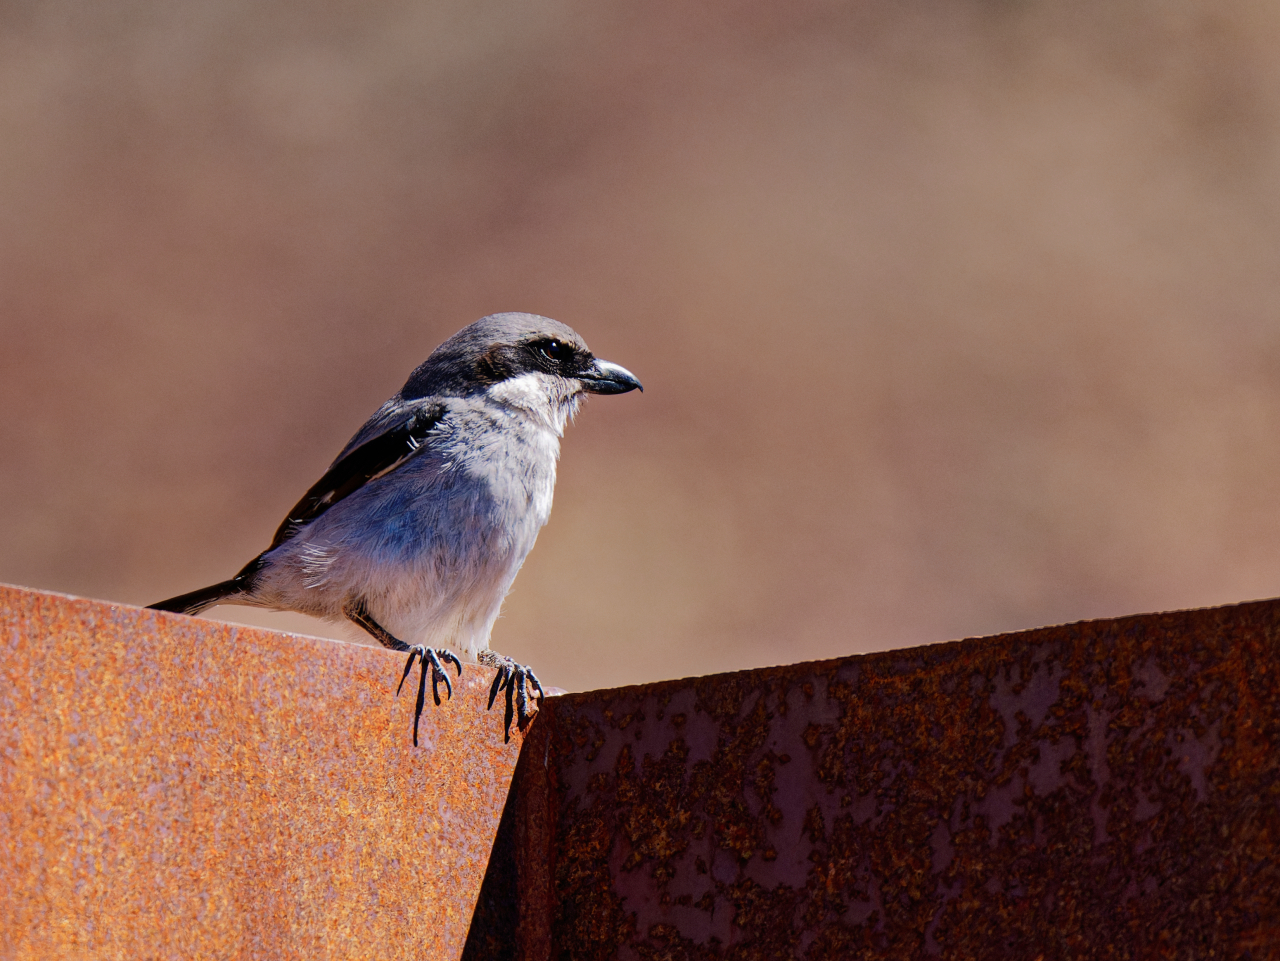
[507,601,1280,960]
[0,585,524,961]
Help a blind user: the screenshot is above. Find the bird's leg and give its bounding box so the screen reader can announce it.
[342,598,462,746]
[478,650,546,742]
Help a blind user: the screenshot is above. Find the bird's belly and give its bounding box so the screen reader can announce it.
[264,442,556,658]
[366,475,549,657]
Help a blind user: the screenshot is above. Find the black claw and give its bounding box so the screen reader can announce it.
[392,645,466,746]
[479,653,545,741]
[513,665,545,733]
[442,651,463,677]
[351,601,465,746]
[413,651,430,747]
[502,679,516,744]
[524,666,546,702]
[488,669,504,711]
[515,677,529,726]
[425,649,452,704]
[397,648,420,696]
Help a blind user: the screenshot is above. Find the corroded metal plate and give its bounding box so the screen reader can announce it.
[0,585,523,961]
[502,601,1280,959]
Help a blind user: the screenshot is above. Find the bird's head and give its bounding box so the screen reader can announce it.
[401,313,642,432]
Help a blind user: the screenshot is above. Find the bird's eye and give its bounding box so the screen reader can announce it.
[536,340,573,362]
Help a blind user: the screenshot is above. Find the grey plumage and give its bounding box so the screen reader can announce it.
[150,312,642,739]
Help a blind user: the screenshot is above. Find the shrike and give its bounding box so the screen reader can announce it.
[149,313,642,742]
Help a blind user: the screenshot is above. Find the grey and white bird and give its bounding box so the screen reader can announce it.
[149,312,642,742]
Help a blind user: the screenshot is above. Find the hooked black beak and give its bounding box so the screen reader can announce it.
[579,358,643,395]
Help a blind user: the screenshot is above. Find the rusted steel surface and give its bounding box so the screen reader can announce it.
[6,585,1279,960]
[0,585,524,961]
[494,600,1280,960]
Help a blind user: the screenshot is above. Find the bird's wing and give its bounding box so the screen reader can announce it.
[267,402,446,550]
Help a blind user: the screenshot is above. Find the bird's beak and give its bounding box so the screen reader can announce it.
[579,358,643,395]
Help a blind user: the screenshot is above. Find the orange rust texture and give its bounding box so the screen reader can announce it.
[502,600,1280,961]
[0,585,525,961]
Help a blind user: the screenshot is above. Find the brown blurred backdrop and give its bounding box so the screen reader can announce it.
[4,0,1280,692]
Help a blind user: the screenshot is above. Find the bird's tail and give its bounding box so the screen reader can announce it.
[147,579,245,616]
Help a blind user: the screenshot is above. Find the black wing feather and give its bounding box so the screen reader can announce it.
[268,403,446,550]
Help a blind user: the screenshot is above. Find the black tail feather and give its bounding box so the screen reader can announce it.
[147,580,244,616]
[148,555,265,616]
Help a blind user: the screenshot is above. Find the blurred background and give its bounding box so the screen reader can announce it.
[4,0,1280,692]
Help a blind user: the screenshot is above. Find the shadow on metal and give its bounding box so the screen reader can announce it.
[463,743,524,961]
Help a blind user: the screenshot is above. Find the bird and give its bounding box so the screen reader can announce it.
[148,312,642,743]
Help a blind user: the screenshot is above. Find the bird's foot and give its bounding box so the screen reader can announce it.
[396,646,464,746]
[479,651,545,742]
